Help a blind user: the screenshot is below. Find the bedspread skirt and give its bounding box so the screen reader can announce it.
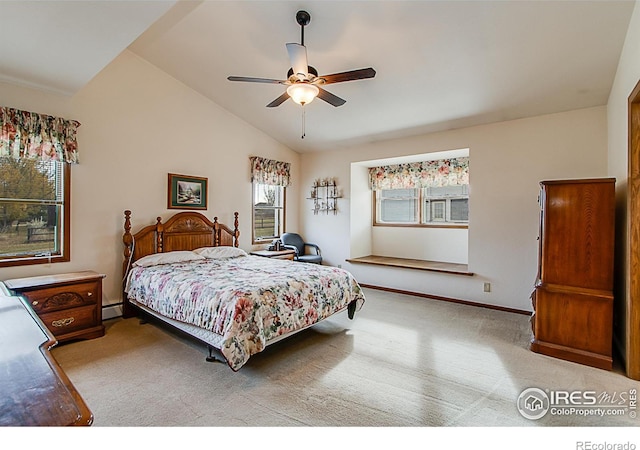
[125,256,365,370]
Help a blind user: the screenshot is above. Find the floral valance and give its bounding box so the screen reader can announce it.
[0,106,80,164]
[250,156,291,186]
[369,157,469,190]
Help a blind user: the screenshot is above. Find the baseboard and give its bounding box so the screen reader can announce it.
[359,283,531,315]
[102,303,123,320]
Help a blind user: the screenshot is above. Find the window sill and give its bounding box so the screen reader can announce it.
[373,223,468,229]
[346,255,473,276]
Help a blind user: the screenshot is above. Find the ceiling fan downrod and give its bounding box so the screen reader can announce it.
[296,10,311,46]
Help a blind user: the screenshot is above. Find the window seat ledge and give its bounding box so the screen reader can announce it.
[346,255,473,276]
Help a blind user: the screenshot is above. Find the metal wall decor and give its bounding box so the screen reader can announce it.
[308,177,341,215]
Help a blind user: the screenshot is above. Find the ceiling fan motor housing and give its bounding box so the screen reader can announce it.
[287,66,318,80]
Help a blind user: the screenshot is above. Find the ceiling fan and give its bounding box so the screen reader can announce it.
[227,10,376,109]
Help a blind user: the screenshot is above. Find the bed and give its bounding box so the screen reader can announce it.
[121,210,365,371]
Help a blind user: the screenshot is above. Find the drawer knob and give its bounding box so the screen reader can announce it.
[87,292,93,297]
[32,300,39,306]
[51,317,75,328]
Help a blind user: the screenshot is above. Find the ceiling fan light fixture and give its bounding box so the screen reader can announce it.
[287,83,319,105]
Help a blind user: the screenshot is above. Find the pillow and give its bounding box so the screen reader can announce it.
[133,250,205,267]
[193,246,248,259]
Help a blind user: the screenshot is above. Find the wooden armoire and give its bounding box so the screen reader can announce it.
[530,178,615,370]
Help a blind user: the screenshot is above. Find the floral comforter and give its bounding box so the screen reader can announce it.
[124,255,365,371]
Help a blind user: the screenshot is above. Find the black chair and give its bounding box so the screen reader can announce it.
[281,233,322,264]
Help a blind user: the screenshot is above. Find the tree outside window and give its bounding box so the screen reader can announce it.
[0,157,69,266]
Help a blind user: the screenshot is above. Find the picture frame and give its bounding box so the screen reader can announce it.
[167,173,208,210]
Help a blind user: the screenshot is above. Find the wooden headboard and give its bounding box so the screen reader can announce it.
[122,210,239,318]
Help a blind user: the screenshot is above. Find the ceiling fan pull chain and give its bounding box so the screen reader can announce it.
[301,105,306,139]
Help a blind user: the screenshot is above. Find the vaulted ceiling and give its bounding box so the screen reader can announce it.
[1,1,635,153]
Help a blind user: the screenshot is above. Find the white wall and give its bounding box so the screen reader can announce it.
[607,1,640,368]
[349,164,372,258]
[0,50,299,317]
[371,227,468,264]
[301,106,609,312]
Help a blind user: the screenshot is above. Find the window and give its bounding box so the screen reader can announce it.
[430,200,446,222]
[375,185,468,227]
[378,189,419,223]
[252,182,285,243]
[423,185,469,224]
[0,157,70,267]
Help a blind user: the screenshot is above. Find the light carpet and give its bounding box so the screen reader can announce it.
[51,288,639,428]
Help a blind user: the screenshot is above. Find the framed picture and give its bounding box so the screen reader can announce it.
[167,173,208,210]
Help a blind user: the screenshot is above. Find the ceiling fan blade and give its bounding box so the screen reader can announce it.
[317,87,346,107]
[266,92,290,108]
[286,43,308,78]
[227,76,286,84]
[318,68,376,85]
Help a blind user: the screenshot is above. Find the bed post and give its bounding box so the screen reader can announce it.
[213,217,220,246]
[123,210,132,264]
[233,212,240,247]
[122,210,135,318]
[156,217,163,253]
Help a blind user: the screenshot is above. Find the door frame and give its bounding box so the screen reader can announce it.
[626,79,640,379]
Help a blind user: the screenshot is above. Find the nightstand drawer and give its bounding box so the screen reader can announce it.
[39,304,100,337]
[21,281,99,314]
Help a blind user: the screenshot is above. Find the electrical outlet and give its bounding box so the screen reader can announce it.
[483,282,491,293]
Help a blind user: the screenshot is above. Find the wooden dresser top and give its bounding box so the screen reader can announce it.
[0,295,93,425]
[4,270,105,290]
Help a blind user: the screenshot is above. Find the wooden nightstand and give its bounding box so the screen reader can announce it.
[4,271,106,343]
[250,249,296,260]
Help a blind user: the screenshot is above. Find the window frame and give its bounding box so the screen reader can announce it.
[0,161,71,267]
[251,182,286,244]
[373,187,469,229]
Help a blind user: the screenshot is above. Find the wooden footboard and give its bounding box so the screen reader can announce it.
[122,210,239,318]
